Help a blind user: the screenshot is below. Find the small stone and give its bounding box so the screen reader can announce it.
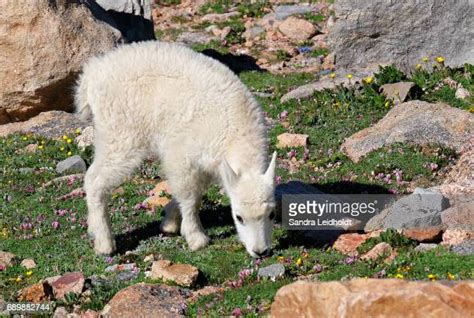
[18,282,52,303]
[0,251,16,268]
[379,82,416,104]
[360,242,393,261]
[56,156,87,174]
[278,17,317,41]
[277,133,309,148]
[116,270,138,282]
[442,228,474,246]
[455,86,470,99]
[105,263,137,273]
[53,306,68,318]
[402,227,443,243]
[21,258,37,269]
[16,143,39,154]
[144,181,172,208]
[81,309,100,318]
[50,272,85,300]
[143,254,155,262]
[75,126,94,150]
[333,233,371,256]
[451,240,474,255]
[201,12,240,23]
[190,286,224,301]
[150,259,199,287]
[258,264,285,279]
[415,243,439,252]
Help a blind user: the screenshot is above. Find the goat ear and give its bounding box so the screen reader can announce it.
[264,151,277,184]
[220,158,238,188]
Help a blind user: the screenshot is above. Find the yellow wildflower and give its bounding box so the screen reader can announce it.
[395,273,404,279]
[67,151,72,156]
[15,276,22,283]
[364,76,374,84]
[415,64,422,70]
[435,56,445,63]
[1,228,8,238]
[385,101,391,108]
[329,73,336,79]
[75,128,81,134]
[67,138,72,144]
[277,256,285,262]
[422,57,429,63]
[25,270,33,277]
[60,147,65,151]
[427,273,437,281]
[38,145,44,150]
[447,272,455,280]
[346,74,353,80]
[22,136,28,141]
[296,258,302,266]
[62,135,68,140]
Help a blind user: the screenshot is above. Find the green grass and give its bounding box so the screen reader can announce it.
[1,61,473,316]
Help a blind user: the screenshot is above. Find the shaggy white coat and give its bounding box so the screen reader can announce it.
[75,41,276,257]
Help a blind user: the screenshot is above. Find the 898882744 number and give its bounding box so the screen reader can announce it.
[4,302,52,314]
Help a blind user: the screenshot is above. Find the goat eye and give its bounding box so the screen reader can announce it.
[236,215,244,224]
[269,212,275,220]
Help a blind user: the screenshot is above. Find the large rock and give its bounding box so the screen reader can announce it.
[365,188,449,232]
[0,1,122,124]
[56,156,87,174]
[341,101,474,162]
[102,283,189,317]
[271,279,474,317]
[96,0,154,42]
[328,0,474,71]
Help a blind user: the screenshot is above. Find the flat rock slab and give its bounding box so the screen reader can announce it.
[341,101,474,162]
[0,111,89,139]
[280,68,375,103]
[276,133,309,148]
[102,283,190,317]
[271,279,474,317]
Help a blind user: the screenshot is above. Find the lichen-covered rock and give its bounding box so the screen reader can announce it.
[328,0,474,72]
[341,101,473,162]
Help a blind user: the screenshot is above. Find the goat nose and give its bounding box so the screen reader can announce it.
[253,249,270,258]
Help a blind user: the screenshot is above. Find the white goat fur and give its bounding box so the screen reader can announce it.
[75,41,276,257]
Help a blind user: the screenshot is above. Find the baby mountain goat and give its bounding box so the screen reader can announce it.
[75,41,277,258]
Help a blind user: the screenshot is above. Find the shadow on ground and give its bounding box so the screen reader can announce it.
[115,181,390,254]
[201,49,265,74]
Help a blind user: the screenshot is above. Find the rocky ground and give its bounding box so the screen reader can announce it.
[1,1,474,317]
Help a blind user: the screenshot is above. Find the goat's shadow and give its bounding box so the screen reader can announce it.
[115,181,391,254]
[201,49,265,74]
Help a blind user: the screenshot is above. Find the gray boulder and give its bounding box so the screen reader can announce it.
[365,188,450,231]
[328,0,474,72]
[56,156,87,174]
[274,5,320,20]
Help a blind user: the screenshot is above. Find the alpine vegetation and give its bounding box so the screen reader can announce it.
[75,41,277,258]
